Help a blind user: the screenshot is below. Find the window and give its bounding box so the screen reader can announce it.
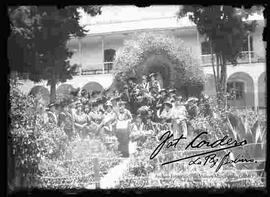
[242,35,253,51]
[227,81,244,100]
[201,35,253,55]
[104,49,115,72]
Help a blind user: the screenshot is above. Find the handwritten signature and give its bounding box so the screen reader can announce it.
[150,131,257,172]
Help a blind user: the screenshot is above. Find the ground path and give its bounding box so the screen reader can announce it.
[85,142,137,189]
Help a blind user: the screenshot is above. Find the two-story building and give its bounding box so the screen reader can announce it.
[19,8,266,109]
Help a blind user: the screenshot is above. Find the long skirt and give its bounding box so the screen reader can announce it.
[172,120,188,139]
[115,128,130,157]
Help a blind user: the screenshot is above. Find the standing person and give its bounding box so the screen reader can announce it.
[156,89,167,117]
[35,99,49,124]
[141,75,149,91]
[89,101,103,125]
[149,73,161,94]
[186,97,199,120]
[58,101,75,140]
[171,96,188,138]
[127,77,136,93]
[120,84,131,111]
[97,101,116,134]
[167,89,177,102]
[47,102,58,125]
[110,96,120,114]
[115,101,133,157]
[158,101,173,124]
[129,114,145,152]
[84,103,91,116]
[80,89,88,105]
[73,102,88,139]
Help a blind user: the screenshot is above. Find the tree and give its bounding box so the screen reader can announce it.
[178,5,263,106]
[8,6,101,102]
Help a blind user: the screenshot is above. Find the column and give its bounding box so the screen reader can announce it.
[253,76,259,111]
[248,33,252,64]
[101,36,105,74]
[196,30,201,56]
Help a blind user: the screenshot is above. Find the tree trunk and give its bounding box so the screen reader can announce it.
[50,75,57,103]
[210,39,218,95]
[220,54,227,108]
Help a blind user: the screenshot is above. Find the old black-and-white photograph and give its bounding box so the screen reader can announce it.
[7,5,266,191]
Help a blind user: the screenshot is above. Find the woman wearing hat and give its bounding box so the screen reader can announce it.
[58,101,75,140]
[88,101,104,126]
[156,89,167,116]
[120,84,131,111]
[141,75,149,91]
[129,114,145,153]
[73,101,88,139]
[115,100,133,157]
[97,101,116,134]
[158,101,173,124]
[110,96,120,114]
[148,73,161,95]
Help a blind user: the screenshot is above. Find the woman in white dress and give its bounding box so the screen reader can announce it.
[73,102,88,139]
[115,101,132,157]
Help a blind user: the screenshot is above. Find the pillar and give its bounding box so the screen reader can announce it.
[248,33,252,64]
[253,76,259,110]
[101,36,105,74]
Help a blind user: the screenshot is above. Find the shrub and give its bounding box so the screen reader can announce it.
[112,32,205,97]
[9,78,69,187]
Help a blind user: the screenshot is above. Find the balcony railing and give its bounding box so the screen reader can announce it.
[201,51,265,66]
[80,62,114,75]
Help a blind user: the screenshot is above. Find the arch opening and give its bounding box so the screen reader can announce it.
[82,82,104,95]
[258,72,266,109]
[227,72,254,108]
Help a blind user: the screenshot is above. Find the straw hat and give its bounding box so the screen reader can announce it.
[149,73,157,77]
[159,89,167,94]
[163,101,173,108]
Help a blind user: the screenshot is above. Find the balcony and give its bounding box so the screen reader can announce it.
[201,51,265,66]
[80,62,114,75]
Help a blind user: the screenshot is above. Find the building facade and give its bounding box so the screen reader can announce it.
[18,16,266,109]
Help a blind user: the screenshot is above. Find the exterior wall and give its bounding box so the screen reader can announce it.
[258,72,266,108]
[20,20,266,109]
[203,62,266,108]
[19,74,114,95]
[174,30,201,62]
[67,28,201,70]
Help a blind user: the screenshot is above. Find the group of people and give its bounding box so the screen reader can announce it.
[35,72,212,157]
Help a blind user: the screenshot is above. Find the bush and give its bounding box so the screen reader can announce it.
[117,96,266,188]
[112,32,205,96]
[9,78,69,187]
[38,136,122,189]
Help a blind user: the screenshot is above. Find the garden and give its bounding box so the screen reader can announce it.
[8,32,266,190]
[116,102,266,188]
[9,78,123,190]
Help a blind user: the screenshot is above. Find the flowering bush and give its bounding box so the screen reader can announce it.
[112,32,205,96]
